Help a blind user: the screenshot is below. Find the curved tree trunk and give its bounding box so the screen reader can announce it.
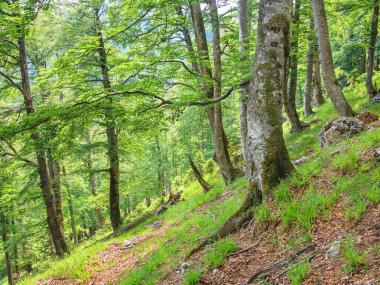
[246,0,294,202]
[188,155,211,193]
[190,3,236,184]
[95,10,121,231]
[366,0,379,98]
[238,0,250,161]
[304,18,315,116]
[312,0,355,116]
[284,0,303,132]
[18,35,68,257]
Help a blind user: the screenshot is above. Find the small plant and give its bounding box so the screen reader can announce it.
[332,149,359,172]
[255,203,275,224]
[345,199,367,221]
[289,172,308,189]
[183,268,203,285]
[365,184,380,203]
[287,259,309,285]
[341,236,367,273]
[203,239,237,268]
[274,181,293,204]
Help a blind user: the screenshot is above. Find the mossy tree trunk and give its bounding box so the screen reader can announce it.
[366,0,379,98]
[304,17,315,117]
[312,0,355,116]
[284,0,303,132]
[246,0,294,203]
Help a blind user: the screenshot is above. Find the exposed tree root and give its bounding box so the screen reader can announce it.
[243,244,315,284]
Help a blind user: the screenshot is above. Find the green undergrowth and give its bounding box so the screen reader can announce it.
[19,175,246,285]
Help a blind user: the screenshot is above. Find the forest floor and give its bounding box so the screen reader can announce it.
[19,82,380,285]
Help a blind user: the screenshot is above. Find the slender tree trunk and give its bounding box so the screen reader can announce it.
[360,50,367,74]
[84,133,105,228]
[284,0,303,132]
[312,0,355,116]
[0,214,14,285]
[304,18,315,116]
[176,6,200,74]
[188,155,211,193]
[18,35,68,257]
[246,0,294,202]
[61,166,78,245]
[95,10,121,231]
[238,0,249,161]
[47,151,64,233]
[366,0,379,98]
[10,216,20,275]
[313,48,325,106]
[190,3,236,184]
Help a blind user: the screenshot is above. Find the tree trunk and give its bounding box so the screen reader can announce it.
[246,0,294,202]
[95,10,121,231]
[238,0,250,161]
[0,214,14,285]
[47,151,64,234]
[175,6,200,74]
[84,133,105,228]
[284,0,303,132]
[188,155,211,193]
[18,35,68,257]
[313,47,325,106]
[360,50,366,74]
[61,166,78,245]
[209,0,236,184]
[366,0,379,98]
[304,18,315,117]
[312,0,355,116]
[10,216,20,275]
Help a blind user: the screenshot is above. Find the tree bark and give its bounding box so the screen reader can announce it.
[304,18,315,117]
[95,10,121,231]
[312,0,355,116]
[188,155,211,193]
[18,35,68,257]
[0,214,14,285]
[84,133,105,228]
[284,0,303,132]
[209,0,237,184]
[246,0,294,202]
[47,151,64,234]
[366,0,379,98]
[238,0,249,161]
[313,47,325,106]
[61,166,78,245]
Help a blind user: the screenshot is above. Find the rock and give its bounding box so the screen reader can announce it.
[288,144,299,150]
[124,239,135,249]
[325,240,341,260]
[293,157,307,166]
[372,94,380,103]
[144,221,161,229]
[175,262,190,274]
[213,269,220,274]
[374,148,380,161]
[319,117,365,147]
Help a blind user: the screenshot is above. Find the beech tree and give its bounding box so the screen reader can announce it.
[246,0,294,203]
[312,0,355,116]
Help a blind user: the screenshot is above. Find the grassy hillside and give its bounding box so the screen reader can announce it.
[13,76,380,285]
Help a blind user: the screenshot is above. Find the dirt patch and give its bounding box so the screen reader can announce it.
[357,112,379,125]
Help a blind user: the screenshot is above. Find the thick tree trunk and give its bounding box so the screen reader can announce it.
[366,0,379,98]
[188,155,211,193]
[1,214,14,285]
[313,49,325,106]
[190,3,236,184]
[238,0,249,161]
[18,35,68,257]
[284,0,303,132]
[312,0,355,116]
[95,10,121,231]
[246,0,294,202]
[304,18,315,117]
[47,151,64,233]
[84,133,105,228]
